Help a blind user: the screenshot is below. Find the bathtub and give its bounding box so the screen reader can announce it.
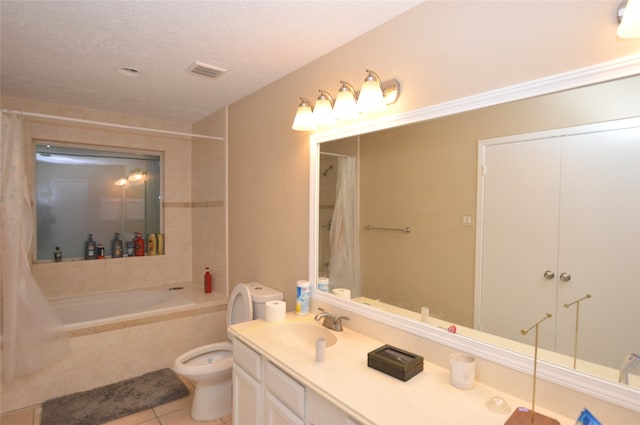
[2,285,226,414]
[50,287,194,327]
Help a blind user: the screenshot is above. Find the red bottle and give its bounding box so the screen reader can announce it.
[134,232,145,256]
[204,267,212,293]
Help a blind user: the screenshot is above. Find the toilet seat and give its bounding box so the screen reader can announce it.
[227,283,253,327]
[174,342,233,375]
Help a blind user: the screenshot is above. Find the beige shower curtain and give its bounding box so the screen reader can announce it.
[1,112,69,384]
[328,156,360,296]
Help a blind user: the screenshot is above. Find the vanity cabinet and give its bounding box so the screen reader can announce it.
[309,390,360,425]
[232,339,263,425]
[233,338,361,425]
[476,119,639,368]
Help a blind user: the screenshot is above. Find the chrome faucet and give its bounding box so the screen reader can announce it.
[314,307,349,331]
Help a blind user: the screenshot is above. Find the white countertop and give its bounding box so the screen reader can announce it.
[229,312,574,425]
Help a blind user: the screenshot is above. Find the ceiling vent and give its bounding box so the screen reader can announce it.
[186,61,227,80]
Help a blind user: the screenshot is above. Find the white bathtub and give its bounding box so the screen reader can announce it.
[50,287,194,327]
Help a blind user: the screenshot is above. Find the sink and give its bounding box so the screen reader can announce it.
[258,322,338,350]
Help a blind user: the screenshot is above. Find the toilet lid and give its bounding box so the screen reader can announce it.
[227,283,253,326]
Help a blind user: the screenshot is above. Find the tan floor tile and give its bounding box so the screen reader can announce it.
[152,394,192,417]
[136,419,161,425]
[102,408,156,425]
[1,407,35,425]
[219,414,233,425]
[158,407,223,425]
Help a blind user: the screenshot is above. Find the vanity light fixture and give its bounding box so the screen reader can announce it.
[357,70,387,113]
[292,98,317,131]
[114,177,128,186]
[618,0,640,38]
[313,90,336,126]
[291,69,401,131]
[333,81,359,120]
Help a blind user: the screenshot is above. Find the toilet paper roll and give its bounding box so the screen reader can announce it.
[331,288,351,299]
[265,300,286,322]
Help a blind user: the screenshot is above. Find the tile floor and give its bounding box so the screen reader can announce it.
[0,377,232,425]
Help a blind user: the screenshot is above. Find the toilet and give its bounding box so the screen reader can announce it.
[173,282,283,421]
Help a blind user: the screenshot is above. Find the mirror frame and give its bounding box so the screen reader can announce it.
[308,53,640,412]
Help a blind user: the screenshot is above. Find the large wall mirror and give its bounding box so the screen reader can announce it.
[310,56,640,411]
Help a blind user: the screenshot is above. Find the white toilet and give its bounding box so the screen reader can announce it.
[173,282,283,421]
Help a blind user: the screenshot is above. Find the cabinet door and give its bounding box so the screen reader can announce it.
[233,364,262,425]
[555,125,640,368]
[477,136,561,350]
[309,390,362,425]
[265,392,304,425]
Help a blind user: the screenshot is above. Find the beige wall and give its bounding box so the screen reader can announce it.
[227,1,640,307]
[359,75,640,327]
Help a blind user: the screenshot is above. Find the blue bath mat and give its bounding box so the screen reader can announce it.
[41,368,189,425]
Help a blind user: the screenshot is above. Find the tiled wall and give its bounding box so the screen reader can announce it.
[2,96,227,297]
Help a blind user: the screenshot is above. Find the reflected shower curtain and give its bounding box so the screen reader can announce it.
[328,156,360,296]
[1,112,69,384]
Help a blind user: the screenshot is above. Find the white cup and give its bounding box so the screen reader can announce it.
[316,338,326,362]
[449,352,476,389]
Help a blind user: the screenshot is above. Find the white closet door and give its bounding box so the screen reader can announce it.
[555,126,640,369]
[478,137,561,350]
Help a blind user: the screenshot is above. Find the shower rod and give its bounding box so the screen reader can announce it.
[1,109,224,141]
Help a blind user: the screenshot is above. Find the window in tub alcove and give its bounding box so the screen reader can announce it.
[35,143,162,261]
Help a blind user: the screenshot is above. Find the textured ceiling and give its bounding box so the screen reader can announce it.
[1,1,422,123]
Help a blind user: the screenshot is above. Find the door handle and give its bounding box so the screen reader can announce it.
[543,270,555,280]
[559,272,572,282]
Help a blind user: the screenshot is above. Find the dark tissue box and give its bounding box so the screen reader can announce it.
[367,344,424,381]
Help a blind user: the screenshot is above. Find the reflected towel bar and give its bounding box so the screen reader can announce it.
[364,225,412,233]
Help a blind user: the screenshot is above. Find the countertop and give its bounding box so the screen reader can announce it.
[229,312,574,425]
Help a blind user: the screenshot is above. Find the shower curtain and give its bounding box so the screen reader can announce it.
[1,112,69,384]
[328,156,360,296]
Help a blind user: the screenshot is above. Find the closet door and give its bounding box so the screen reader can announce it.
[477,136,561,350]
[555,125,640,369]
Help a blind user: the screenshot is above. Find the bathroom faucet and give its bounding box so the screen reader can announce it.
[314,307,349,332]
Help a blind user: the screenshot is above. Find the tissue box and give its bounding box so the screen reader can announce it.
[367,344,423,381]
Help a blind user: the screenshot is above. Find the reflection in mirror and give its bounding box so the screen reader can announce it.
[316,75,640,388]
[35,144,161,260]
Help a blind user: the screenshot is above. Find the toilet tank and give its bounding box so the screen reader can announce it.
[246,282,284,320]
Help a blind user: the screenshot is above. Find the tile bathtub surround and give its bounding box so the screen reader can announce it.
[1,307,228,414]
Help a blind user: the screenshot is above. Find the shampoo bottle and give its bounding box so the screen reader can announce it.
[85,234,96,260]
[134,232,145,256]
[147,233,157,256]
[204,267,212,293]
[112,233,123,258]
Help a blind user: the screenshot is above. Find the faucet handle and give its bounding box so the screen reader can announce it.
[314,307,326,321]
[333,316,350,331]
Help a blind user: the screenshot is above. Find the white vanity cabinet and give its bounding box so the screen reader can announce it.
[265,361,305,425]
[309,390,360,425]
[233,338,362,425]
[232,339,263,425]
